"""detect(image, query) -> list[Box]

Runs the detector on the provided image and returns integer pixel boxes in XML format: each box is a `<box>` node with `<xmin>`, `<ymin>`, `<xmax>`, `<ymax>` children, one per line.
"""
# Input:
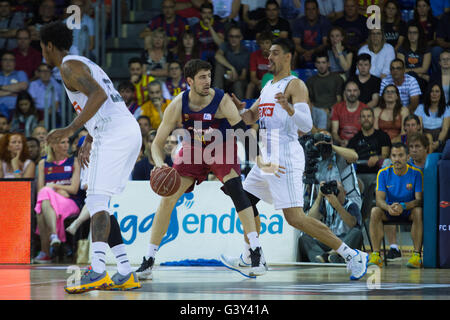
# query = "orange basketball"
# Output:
<box><xmin>150</xmin><ymin>167</ymin><xmax>181</xmax><ymax>197</ymax></box>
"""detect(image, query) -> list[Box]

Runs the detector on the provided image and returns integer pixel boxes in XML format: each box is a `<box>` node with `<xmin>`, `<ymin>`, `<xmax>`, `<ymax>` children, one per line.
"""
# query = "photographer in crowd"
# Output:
<box><xmin>302</xmin><ymin>130</ymin><xmax>362</xmax><ymax>211</ymax></box>
<box><xmin>299</xmin><ymin>181</ymin><xmax>362</xmax><ymax>263</ymax></box>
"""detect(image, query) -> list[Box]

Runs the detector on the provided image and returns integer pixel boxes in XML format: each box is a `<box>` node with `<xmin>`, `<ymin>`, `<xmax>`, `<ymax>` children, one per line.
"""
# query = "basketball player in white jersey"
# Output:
<box><xmin>220</xmin><ymin>38</ymin><xmax>369</xmax><ymax>280</ymax></box>
<box><xmin>41</xmin><ymin>22</ymin><xmax>141</xmax><ymax>293</ymax></box>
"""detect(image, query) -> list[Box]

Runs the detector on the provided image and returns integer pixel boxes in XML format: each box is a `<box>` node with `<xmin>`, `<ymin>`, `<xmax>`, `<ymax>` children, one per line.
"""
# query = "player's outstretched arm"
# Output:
<box><xmin>47</xmin><ymin>60</ymin><xmax>107</xmax><ymax>144</ymax></box>
<box><xmin>230</xmin><ymin>93</ymin><xmax>260</xmax><ymax>125</ymax></box>
<box><xmin>151</xmin><ymin>97</ymin><xmax>182</xmax><ymax>168</ymax></box>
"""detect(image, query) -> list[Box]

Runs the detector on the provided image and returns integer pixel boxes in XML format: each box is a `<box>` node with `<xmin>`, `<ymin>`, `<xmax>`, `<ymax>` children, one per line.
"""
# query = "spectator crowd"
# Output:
<box><xmin>1</xmin><ymin>0</ymin><xmax>449</xmax><ymax>268</ymax></box>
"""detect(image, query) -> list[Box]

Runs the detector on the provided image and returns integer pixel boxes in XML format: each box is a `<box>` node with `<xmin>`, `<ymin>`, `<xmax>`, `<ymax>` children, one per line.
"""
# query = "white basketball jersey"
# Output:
<box><xmin>258</xmin><ymin>75</ymin><xmax>301</xmax><ymax>149</ymax></box>
<box><xmin>61</xmin><ymin>55</ymin><xmax>133</xmax><ymax>135</ymax></box>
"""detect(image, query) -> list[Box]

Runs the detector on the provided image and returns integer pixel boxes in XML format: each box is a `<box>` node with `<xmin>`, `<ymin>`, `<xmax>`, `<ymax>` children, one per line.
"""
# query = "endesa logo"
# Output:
<box><xmin>112</xmin><ymin>193</ymin><xmax>284</xmax><ymax>246</ymax></box>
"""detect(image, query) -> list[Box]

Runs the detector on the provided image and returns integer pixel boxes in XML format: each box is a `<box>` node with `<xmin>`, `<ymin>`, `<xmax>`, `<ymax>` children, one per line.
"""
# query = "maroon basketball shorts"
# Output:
<box><xmin>172</xmin><ymin>140</ymin><xmax>241</xmax><ymax>193</ymax></box>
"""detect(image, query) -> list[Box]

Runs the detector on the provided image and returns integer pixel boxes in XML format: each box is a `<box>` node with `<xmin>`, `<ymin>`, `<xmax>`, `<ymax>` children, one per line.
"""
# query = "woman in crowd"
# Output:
<box><xmin>141</xmin><ymin>27</ymin><xmax>169</xmax><ymax>79</ymax></box>
<box><xmin>173</xmin><ymin>29</ymin><xmax>201</xmax><ymax>69</ymax></box>
<box><xmin>327</xmin><ymin>26</ymin><xmax>354</xmax><ymax>76</ymax></box>
<box><xmin>413</xmin><ymin>0</ymin><xmax>438</xmax><ymax>47</ymax></box>
<box><xmin>33</xmin><ymin>133</ymin><xmax>80</xmax><ymax>263</ymax></box>
<box><xmin>381</xmin><ymin>0</ymin><xmax>406</xmax><ymax>51</ymax></box>
<box><xmin>358</xmin><ymin>28</ymin><xmax>396</xmax><ymax>79</ymax></box>
<box><xmin>414</xmin><ymin>82</ymin><xmax>450</xmax><ymax>152</ymax></box>
<box><xmin>0</xmin><ymin>132</ymin><xmax>35</xmax><ymax>178</ymax></box>
<box><xmin>9</xmin><ymin>91</ymin><xmax>39</xmax><ymax>138</ymax></box>
<box><xmin>397</xmin><ymin>21</ymin><xmax>431</xmax><ymax>93</ymax></box>
<box><xmin>374</xmin><ymin>84</ymin><xmax>410</xmax><ymax>142</ymax></box>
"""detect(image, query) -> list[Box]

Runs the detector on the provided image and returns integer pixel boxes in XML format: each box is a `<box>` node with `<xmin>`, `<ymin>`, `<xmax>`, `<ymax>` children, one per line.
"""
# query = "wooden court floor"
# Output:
<box><xmin>1</xmin><ymin>259</ymin><xmax>450</xmax><ymax>300</ymax></box>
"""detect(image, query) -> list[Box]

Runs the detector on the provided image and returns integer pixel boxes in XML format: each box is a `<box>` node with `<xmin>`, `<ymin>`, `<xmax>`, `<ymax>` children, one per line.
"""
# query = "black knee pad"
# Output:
<box><xmin>245</xmin><ymin>191</ymin><xmax>260</xmax><ymax>217</ymax></box>
<box><xmin>108</xmin><ymin>215</ymin><xmax>124</xmax><ymax>248</ymax></box>
<box><xmin>223</xmin><ymin>177</ymin><xmax>252</xmax><ymax>212</ymax></box>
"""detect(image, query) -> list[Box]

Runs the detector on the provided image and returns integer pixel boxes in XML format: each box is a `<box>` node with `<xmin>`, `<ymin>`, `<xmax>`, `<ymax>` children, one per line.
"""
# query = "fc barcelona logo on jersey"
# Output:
<box><xmin>406</xmin><ymin>183</ymin><xmax>413</xmax><ymax>190</ymax></box>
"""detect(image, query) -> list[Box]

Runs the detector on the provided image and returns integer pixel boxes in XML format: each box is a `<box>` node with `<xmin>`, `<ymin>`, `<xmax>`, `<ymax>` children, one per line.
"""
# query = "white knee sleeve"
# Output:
<box><xmin>85</xmin><ymin>194</ymin><xmax>111</xmax><ymax>217</ymax></box>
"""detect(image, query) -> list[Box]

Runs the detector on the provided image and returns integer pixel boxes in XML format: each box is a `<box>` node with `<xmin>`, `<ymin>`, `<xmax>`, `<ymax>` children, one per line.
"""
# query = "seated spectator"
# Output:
<box><xmin>137</xmin><ymin>115</ymin><xmax>151</xmax><ymax>140</ymax></box>
<box><xmin>432</xmin><ymin>10</ymin><xmax>450</xmax><ymax>74</ymax></box>
<box><xmin>326</xmin><ymin>26</ymin><xmax>354</xmax><ymax>75</ymax></box>
<box><xmin>292</xmin><ymin>0</ymin><xmax>331</xmax><ymax>67</ymax></box>
<box><xmin>65</xmin><ymin>0</ymin><xmax>95</xmax><ymax>59</ymax></box>
<box><xmin>408</xmin><ymin>132</ymin><xmax>430</xmax><ymax>169</ymax></box>
<box><xmin>173</xmin><ymin>29</ymin><xmax>201</xmax><ymax>70</ymax></box>
<box><xmin>175</xmin><ymin>0</ymin><xmax>202</xmax><ymax>24</ymax></box>
<box><xmin>27</xmin><ymin>0</ymin><xmax>59</xmax><ymax>51</ymax></box>
<box><xmin>317</xmin><ymin>0</ymin><xmax>344</xmax><ymax>22</ymax></box>
<box><xmin>357</xmin><ymin>28</ymin><xmax>396</xmax><ymax>79</ymax></box>
<box><xmin>299</xmin><ymin>181</ymin><xmax>362</xmax><ymax>263</ymax></box>
<box><xmin>0</xmin><ymin>0</ymin><xmax>25</xmax><ymax>51</ymax></box>
<box><xmin>430</xmin><ymin>49</ymin><xmax>450</xmax><ymax>104</ymax></box>
<box><xmin>26</xmin><ymin>137</ymin><xmax>41</xmax><ymax>178</ymax></box>
<box><xmin>381</xmin><ymin>0</ymin><xmax>406</xmax><ymax>51</ymax></box>
<box><xmin>214</xmin><ymin>25</ymin><xmax>250</xmax><ymax>99</ymax></box>
<box><xmin>0</xmin><ymin>132</ymin><xmax>35</xmax><ymax>178</ymax></box>
<box><xmin>191</xmin><ymin>2</ymin><xmax>225</xmax><ymax>65</ymax></box>
<box><xmin>396</xmin><ymin>113</ymin><xmax>432</xmax><ymax>146</ymax></box>
<box><xmin>397</xmin><ymin>21</ymin><xmax>431</xmax><ymax>94</ymax></box>
<box><xmin>241</xmin><ymin>0</ymin><xmax>267</xmax><ymax>39</ymax></box>
<box><xmin>379</xmin><ymin>59</ymin><xmax>421</xmax><ymax>112</ymax></box>
<box><xmin>28</xmin><ymin>63</ymin><xmax>61</xmax><ymax>121</ymax></box>
<box><xmin>9</xmin><ymin>90</ymin><xmax>38</xmax><ymax>137</ymax></box>
<box><xmin>163</xmin><ymin>134</ymin><xmax>177</xmax><ymax>165</ymax></box>
<box><xmin>331</xmin><ymin>80</ymin><xmax>368</xmax><ymax>146</ymax></box>
<box><xmin>348</xmin><ymin>108</ymin><xmax>391</xmax><ymax>218</ymax></box>
<box><xmin>12</xmin><ymin>28</ymin><xmax>42</xmax><ymax>80</ymax></box>
<box><xmin>414</xmin><ymin>82</ymin><xmax>450</xmax><ymax>152</ymax></box>
<box><xmin>141</xmin><ymin>27</ymin><xmax>169</xmax><ymax>79</ymax></box>
<box><xmin>368</xmin><ymin>142</ymin><xmax>423</xmax><ymax>269</ymax></box>
<box><xmin>374</xmin><ymin>84</ymin><xmax>410</xmax><ymax>142</ymax></box>
<box><xmin>0</xmin><ymin>113</ymin><xmax>8</xmax><ymax>135</ymax></box>
<box><xmin>349</xmin><ymin>53</ymin><xmax>381</xmax><ymax>108</ymax></box>
<box><xmin>31</xmin><ymin>125</ymin><xmax>48</xmax><ymax>158</ymax></box>
<box><xmin>306</xmin><ymin>51</ymin><xmax>344</xmax><ymax>130</ymax></box>
<box><xmin>165</xmin><ymin>60</ymin><xmax>188</xmax><ymax>99</ymax></box>
<box><xmin>413</xmin><ymin>0</ymin><xmax>438</xmax><ymax>47</ymax></box>
<box><xmin>255</xmin><ymin>0</ymin><xmax>291</xmax><ymax>39</ymax></box>
<box><xmin>118</xmin><ymin>80</ymin><xmax>141</xmax><ymax>119</ymax></box>
<box><xmin>140</xmin><ymin>80</ymin><xmax>171</xmax><ymax>130</ymax></box>
<box><xmin>132</xmin><ymin>130</ymin><xmax>156</xmax><ymax>181</ymax></box>
<box><xmin>33</xmin><ymin>134</ymin><xmax>80</xmax><ymax>263</ymax></box>
<box><xmin>139</xmin><ymin>0</ymin><xmax>187</xmax><ymax>54</ymax></box>
<box><xmin>334</xmin><ymin>0</ymin><xmax>368</xmax><ymax>51</ymax></box>
<box><xmin>0</xmin><ymin>51</ymin><xmax>28</xmax><ymax>120</ymax></box>
<box><xmin>128</xmin><ymin>57</ymin><xmax>170</xmax><ymax>106</ymax></box>
<box><xmin>314</xmin><ymin>129</ymin><xmax>362</xmax><ymax>210</ymax></box>
<box><xmin>246</xmin><ymin>31</ymin><xmax>272</xmax><ymax>99</ymax></box>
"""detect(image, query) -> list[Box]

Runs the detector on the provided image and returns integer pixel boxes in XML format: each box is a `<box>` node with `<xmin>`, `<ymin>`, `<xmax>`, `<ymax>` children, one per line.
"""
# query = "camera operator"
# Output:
<box><xmin>299</xmin><ymin>181</ymin><xmax>362</xmax><ymax>263</ymax></box>
<box><xmin>312</xmin><ymin>130</ymin><xmax>362</xmax><ymax>210</ymax></box>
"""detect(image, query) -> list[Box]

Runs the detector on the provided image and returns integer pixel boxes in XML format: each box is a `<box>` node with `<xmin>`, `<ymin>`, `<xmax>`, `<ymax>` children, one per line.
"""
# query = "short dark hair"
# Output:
<box><xmin>40</xmin><ymin>21</ymin><xmax>73</xmax><ymax>51</ymax></box>
<box><xmin>128</xmin><ymin>57</ymin><xmax>143</xmax><ymax>66</ymax></box>
<box><xmin>391</xmin><ymin>142</ymin><xmax>408</xmax><ymax>154</ymax></box>
<box><xmin>313</xmin><ymin>50</ymin><xmax>329</xmax><ymax>62</ymax></box>
<box><xmin>403</xmin><ymin>113</ymin><xmax>421</xmax><ymax>126</ymax></box>
<box><xmin>408</xmin><ymin>132</ymin><xmax>429</xmax><ymax>149</ymax></box>
<box><xmin>390</xmin><ymin>58</ymin><xmax>405</xmax><ymax>69</ymax></box>
<box><xmin>16</xmin><ymin>28</ymin><xmax>30</xmax><ymax>38</ymax></box>
<box><xmin>137</xmin><ymin>115</ymin><xmax>151</xmax><ymax>124</ymax></box>
<box><xmin>200</xmin><ymin>2</ymin><xmax>213</xmax><ymax>11</ymax></box>
<box><xmin>304</xmin><ymin>0</ymin><xmax>319</xmax><ymax>8</ymax></box>
<box><xmin>272</xmin><ymin>37</ymin><xmax>295</xmax><ymax>56</ymax></box>
<box><xmin>360</xmin><ymin>107</ymin><xmax>374</xmax><ymax>117</ymax></box>
<box><xmin>1</xmin><ymin>51</ymin><xmax>15</xmax><ymax>59</ymax></box>
<box><xmin>266</xmin><ymin>0</ymin><xmax>280</xmax><ymax>8</ymax></box>
<box><xmin>184</xmin><ymin>59</ymin><xmax>212</xmax><ymax>80</ymax></box>
<box><xmin>118</xmin><ymin>80</ymin><xmax>135</xmax><ymax>92</ymax></box>
<box><xmin>256</xmin><ymin>31</ymin><xmax>273</xmax><ymax>43</ymax></box>
<box><xmin>356</xmin><ymin>53</ymin><xmax>371</xmax><ymax>64</ymax></box>
<box><xmin>26</xmin><ymin>136</ymin><xmax>40</xmax><ymax>147</ymax></box>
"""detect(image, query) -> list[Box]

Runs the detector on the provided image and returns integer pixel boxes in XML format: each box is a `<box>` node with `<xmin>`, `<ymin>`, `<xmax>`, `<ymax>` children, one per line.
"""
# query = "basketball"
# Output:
<box><xmin>150</xmin><ymin>166</ymin><xmax>181</xmax><ymax>197</ymax></box>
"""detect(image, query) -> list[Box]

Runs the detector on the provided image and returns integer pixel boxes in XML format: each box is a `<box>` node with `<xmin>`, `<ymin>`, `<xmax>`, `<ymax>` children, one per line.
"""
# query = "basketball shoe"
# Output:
<box><xmin>406</xmin><ymin>252</ymin><xmax>423</xmax><ymax>269</ymax></box>
<box><xmin>103</xmin><ymin>271</ymin><xmax>142</xmax><ymax>291</ymax></box>
<box><xmin>347</xmin><ymin>249</ymin><xmax>369</xmax><ymax>280</ymax></box>
<box><xmin>64</xmin><ymin>266</ymin><xmax>114</xmax><ymax>294</ymax></box>
<box><xmin>220</xmin><ymin>247</ymin><xmax>267</xmax><ymax>278</ymax></box>
<box><xmin>136</xmin><ymin>256</ymin><xmax>154</xmax><ymax>280</ymax></box>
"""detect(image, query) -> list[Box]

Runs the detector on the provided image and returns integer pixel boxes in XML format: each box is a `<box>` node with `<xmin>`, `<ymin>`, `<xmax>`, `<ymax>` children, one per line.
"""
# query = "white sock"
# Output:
<box><xmin>111</xmin><ymin>244</ymin><xmax>132</xmax><ymax>276</ymax></box>
<box><xmin>50</xmin><ymin>234</ymin><xmax>59</xmax><ymax>242</ymax></box>
<box><xmin>246</xmin><ymin>232</ymin><xmax>260</xmax><ymax>250</ymax></box>
<box><xmin>145</xmin><ymin>243</ymin><xmax>159</xmax><ymax>260</ymax></box>
<box><xmin>242</xmin><ymin>242</ymin><xmax>251</xmax><ymax>264</ymax></box>
<box><xmin>336</xmin><ymin>242</ymin><xmax>357</xmax><ymax>263</ymax></box>
<box><xmin>390</xmin><ymin>244</ymin><xmax>399</xmax><ymax>250</ymax></box>
<box><xmin>91</xmin><ymin>242</ymin><xmax>108</xmax><ymax>274</ymax></box>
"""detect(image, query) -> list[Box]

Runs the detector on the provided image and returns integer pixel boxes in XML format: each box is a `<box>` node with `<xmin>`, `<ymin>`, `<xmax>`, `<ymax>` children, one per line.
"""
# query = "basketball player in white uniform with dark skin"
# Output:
<box><xmin>220</xmin><ymin>38</ymin><xmax>369</xmax><ymax>280</ymax></box>
<box><xmin>41</xmin><ymin>22</ymin><xmax>141</xmax><ymax>293</ymax></box>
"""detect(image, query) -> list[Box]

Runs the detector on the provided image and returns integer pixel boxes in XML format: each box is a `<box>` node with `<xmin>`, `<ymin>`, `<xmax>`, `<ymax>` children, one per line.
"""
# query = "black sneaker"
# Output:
<box><xmin>386</xmin><ymin>247</ymin><xmax>402</xmax><ymax>261</ymax></box>
<box><xmin>136</xmin><ymin>256</ymin><xmax>154</xmax><ymax>280</ymax></box>
<box><xmin>248</xmin><ymin>247</ymin><xmax>266</xmax><ymax>277</ymax></box>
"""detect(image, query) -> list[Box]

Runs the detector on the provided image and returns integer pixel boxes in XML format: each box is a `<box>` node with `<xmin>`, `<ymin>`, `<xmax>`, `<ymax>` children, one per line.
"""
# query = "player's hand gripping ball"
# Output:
<box><xmin>150</xmin><ymin>167</ymin><xmax>181</xmax><ymax>197</ymax></box>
